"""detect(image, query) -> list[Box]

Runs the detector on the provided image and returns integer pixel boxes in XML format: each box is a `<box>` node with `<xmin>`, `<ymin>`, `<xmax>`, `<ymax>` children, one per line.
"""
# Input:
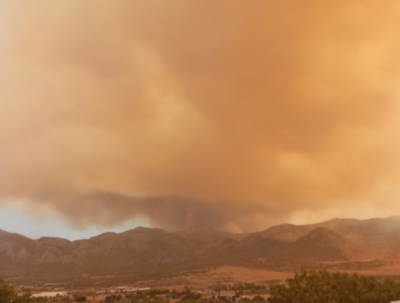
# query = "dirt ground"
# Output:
<box><xmin>90</xmin><ymin>265</ymin><xmax>400</xmax><ymax>292</ymax></box>
<box><xmin>132</xmin><ymin>266</ymin><xmax>294</xmax><ymax>291</ymax></box>
<box><xmin>79</xmin><ymin>266</ymin><xmax>290</xmax><ymax>302</ymax></box>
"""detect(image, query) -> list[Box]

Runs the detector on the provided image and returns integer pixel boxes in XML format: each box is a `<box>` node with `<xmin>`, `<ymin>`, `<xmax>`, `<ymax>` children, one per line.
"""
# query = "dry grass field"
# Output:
<box><xmin>136</xmin><ymin>264</ymin><xmax>400</xmax><ymax>291</ymax></box>
<box><xmin>132</xmin><ymin>266</ymin><xmax>294</xmax><ymax>291</ymax></box>
<box><xmin>89</xmin><ymin>264</ymin><xmax>400</xmax><ymax>292</ymax></box>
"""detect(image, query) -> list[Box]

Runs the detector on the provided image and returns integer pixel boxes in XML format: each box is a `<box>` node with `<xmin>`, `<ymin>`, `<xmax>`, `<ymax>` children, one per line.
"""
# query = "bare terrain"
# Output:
<box><xmin>130</xmin><ymin>266</ymin><xmax>294</xmax><ymax>290</ymax></box>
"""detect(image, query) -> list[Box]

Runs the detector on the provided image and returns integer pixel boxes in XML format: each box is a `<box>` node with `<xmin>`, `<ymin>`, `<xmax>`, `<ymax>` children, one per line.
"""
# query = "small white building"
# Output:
<box><xmin>31</xmin><ymin>291</ymin><xmax>67</xmax><ymax>298</ymax></box>
<box><xmin>96</xmin><ymin>290</ymin><xmax>107</xmax><ymax>294</ymax></box>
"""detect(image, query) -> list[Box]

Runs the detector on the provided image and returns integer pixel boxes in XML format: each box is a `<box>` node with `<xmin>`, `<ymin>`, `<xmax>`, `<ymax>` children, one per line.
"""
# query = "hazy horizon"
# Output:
<box><xmin>1</xmin><ymin>208</ymin><xmax>399</xmax><ymax>241</ymax></box>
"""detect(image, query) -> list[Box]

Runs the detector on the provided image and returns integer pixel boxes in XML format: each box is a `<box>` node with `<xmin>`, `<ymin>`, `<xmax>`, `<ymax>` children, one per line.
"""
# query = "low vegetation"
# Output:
<box><xmin>210</xmin><ymin>283</ymin><xmax>268</xmax><ymax>296</ymax></box>
<box><xmin>268</xmin><ymin>269</ymin><xmax>400</xmax><ymax>303</ymax></box>
<box><xmin>0</xmin><ymin>279</ymin><xmax>30</xmax><ymax>303</ymax></box>
<box><xmin>210</xmin><ymin>283</ymin><xmax>267</xmax><ymax>292</ymax></box>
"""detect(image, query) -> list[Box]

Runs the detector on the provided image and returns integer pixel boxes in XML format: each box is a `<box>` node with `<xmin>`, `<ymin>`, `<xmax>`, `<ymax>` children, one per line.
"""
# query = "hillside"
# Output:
<box><xmin>1</xmin><ymin>216</ymin><xmax>400</xmax><ymax>282</ymax></box>
<box><xmin>283</xmin><ymin>227</ymin><xmax>370</xmax><ymax>261</ymax></box>
<box><xmin>175</xmin><ymin>228</ymin><xmax>248</xmax><ymax>246</ymax></box>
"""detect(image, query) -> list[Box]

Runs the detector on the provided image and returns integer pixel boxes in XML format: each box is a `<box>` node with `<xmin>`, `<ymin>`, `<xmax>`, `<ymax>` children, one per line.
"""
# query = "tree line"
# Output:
<box><xmin>268</xmin><ymin>269</ymin><xmax>400</xmax><ymax>303</ymax></box>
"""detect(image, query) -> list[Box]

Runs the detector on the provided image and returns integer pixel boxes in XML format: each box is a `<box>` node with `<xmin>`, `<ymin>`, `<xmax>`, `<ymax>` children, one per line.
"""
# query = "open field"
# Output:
<box><xmin>24</xmin><ymin>264</ymin><xmax>400</xmax><ymax>303</ymax></box>
<box><xmin>134</xmin><ymin>264</ymin><xmax>400</xmax><ymax>290</ymax></box>
<box><xmin>131</xmin><ymin>266</ymin><xmax>294</xmax><ymax>291</ymax></box>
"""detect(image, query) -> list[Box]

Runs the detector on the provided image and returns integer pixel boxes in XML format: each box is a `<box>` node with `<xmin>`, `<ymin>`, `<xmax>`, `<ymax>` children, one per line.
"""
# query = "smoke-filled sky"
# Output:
<box><xmin>1</xmin><ymin>0</ymin><xmax>400</xmax><ymax>239</ymax></box>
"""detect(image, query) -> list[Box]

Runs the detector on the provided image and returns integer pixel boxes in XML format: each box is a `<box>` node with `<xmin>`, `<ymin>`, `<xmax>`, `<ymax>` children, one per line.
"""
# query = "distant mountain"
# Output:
<box><xmin>257</xmin><ymin>216</ymin><xmax>400</xmax><ymax>241</ymax></box>
<box><xmin>256</xmin><ymin>216</ymin><xmax>400</xmax><ymax>257</ymax></box>
<box><xmin>0</xmin><ymin>229</ymin><xmax>9</xmax><ymax>236</ymax></box>
<box><xmin>175</xmin><ymin>228</ymin><xmax>248</xmax><ymax>246</ymax></box>
<box><xmin>1</xmin><ymin>216</ymin><xmax>400</xmax><ymax>282</ymax></box>
<box><xmin>0</xmin><ymin>227</ymin><xmax>209</xmax><ymax>280</ymax></box>
<box><xmin>283</xmin><ymin>227</ymin><xmax>370</xmax><ymax>261</ymax></box>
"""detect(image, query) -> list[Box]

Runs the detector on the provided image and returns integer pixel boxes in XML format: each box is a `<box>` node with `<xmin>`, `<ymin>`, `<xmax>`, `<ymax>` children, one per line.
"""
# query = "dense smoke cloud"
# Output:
<box><xmin>1</xmin><ymin>0</ymin><xmax>400</xmax><ymax>232</ymax></box>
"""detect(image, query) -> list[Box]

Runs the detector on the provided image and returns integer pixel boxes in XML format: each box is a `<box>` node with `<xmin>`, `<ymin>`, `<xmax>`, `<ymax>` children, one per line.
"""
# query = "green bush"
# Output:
<box><xmin>0</xmin><ymin>279</ymin><xmax>26</xmax><ymax>303</ymax></box>
<box><xmin>268</xmin><ymin>269</ymin><xmax>400</xmax><ymax>303</ymax></box>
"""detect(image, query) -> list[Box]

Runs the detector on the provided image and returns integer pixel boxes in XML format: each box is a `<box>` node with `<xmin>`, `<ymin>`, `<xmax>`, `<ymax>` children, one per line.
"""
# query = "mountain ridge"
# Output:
<box><xmin>2</xmin><ymin>215</ymin><xmax>400</xmax><ymax>242</ymax></box>
<box><xmin>1</xmin><ymin>216</ymin><xmax>400</xmax><ymax>282</ymax></box>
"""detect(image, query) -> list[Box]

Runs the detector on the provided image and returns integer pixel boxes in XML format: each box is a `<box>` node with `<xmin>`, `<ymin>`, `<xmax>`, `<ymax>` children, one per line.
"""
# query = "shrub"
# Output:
<box><xmin>268</xmin><ymin>269</ymin><xmax>400</xmax><ymax>303</ymax></box>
